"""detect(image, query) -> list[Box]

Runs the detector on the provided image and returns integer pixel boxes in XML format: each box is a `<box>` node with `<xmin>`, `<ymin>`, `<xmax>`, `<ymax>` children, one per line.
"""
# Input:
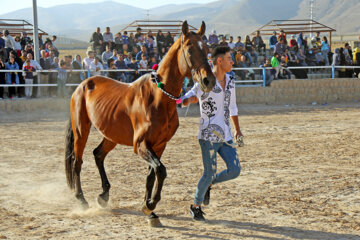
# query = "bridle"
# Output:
<box><xmin>180</xmin><ymin>33</ymin><xmax>209</xmax><ymax>82</ymax></box>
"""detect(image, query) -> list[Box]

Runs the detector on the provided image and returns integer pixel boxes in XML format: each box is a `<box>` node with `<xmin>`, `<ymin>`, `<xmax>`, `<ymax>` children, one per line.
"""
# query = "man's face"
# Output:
<box><xmin>219</xmin><ymin>52</ymin><xmax>233</xmax><ymax>72</ymax></box>
<box><xmin>117</xmin><ymin>54</ymin><xmax>123</xmax><ymax>60</ymax></box>
<box><xmin>96</xmin><ymin>28</ymin><xmax>100</xmax><ymax>33</ymax></box>
<box><xmin>27</xmin><ymin>54</ymin><xmax>33</xmax><ymax>60</ymax></box>
<box><xmin>237</xmin><ymin>37</ymin><xmax>241</xmax><ymax>42</ymax></box>
<box><xmin>229</xmin><ymin>37</ymin><xmax>233</xmax><ymax>42</ymax></box>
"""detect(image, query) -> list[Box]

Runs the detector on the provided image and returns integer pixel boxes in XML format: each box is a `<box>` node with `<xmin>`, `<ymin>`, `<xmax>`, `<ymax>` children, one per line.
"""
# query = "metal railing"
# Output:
<box><xmin>0</xmin><ymin>66</ymin><xmax>359</xmax><ymax>90</ymax></box>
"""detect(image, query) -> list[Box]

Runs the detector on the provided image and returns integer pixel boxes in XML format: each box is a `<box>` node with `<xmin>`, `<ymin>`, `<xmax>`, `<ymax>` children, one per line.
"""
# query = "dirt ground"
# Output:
<box><xmin>0</xmin><ymin>103</ymin><xmax>359</xmax><ymax>239</ymax></box>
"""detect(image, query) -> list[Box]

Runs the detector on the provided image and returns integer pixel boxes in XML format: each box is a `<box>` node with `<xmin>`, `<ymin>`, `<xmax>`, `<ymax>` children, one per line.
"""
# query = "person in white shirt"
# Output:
<box><xmin>103</xmin><ymin>27</ymin><xmax>114</xmax><ymax>50</ymax></box>
<box><xmin>227</xmin><ymin>36</ymin><xmax>235</xmax><ymax>49</ymax></box>
<box><xmin>89</xmin><ymin>57</ymin><xmax>103</xmax><ymax>76</ymax></box>
<box><xmin>181</xmin><ymin>46</ymin><xmax>243</xmax><ymax>221</ymax></box>
<box><xmin>82</xmin><ymin>50</ymin><xmax>95</xmax><ymax>70</ymax></box>
<box><xmin>22</xmin><ymin>53</ymin><xmax>42</xmax><ymax>98</ymax></box>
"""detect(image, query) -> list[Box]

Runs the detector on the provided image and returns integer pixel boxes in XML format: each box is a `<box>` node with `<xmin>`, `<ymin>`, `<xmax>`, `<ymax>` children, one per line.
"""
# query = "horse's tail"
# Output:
<box><xmin>65</xmin><ymin>118</ymin><xmax>75</xmax><ymax>190</ymax></box>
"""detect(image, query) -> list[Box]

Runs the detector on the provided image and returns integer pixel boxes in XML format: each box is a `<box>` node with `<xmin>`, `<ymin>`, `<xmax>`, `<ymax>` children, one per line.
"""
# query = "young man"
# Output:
<box><xmin>180</xmin><ymin>46</ymin><xmax>243</xmax><ymax>221</ymax></box>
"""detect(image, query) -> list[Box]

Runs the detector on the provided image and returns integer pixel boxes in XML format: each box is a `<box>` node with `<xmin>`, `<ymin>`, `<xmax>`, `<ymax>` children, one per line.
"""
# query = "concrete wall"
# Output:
<box><xmin>237</xmin><ymin>78</ymin><xmax>360</xmax><ymax>104</ymax></box>
<box><xmin>0</xmin><ymin>78</ymin><xmax>359</xmax><ymax>112</ymax></box>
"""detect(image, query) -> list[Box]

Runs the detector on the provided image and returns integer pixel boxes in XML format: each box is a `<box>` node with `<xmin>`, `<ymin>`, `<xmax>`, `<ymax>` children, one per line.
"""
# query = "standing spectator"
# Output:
<box><xmin>139</xmin><ymin>54</ymin><xmax>148</xmax><ymax>71</ymax></box>
<box><xmin>5</xmin><ymin>56</ymin><xmax>19</xmax><ymax>99</ymax></box>
<box><xmin>114</xmin><ymin>32</ymin><xmax>122</xmax><ymax>51</ymax></box>
<box><xmin>269</xmin><ymin>31</ymin><xmax>278</xmax><ymax>52</ymax></box>
<box><xmin>49</xmin><ymin>57</ymin><xmax>59</xmax><ymax>97</ymax></box>
<box><xmin>297</xmin><ymin>32</ymin><xmax>305</xmax><ymax>54</ymax></box>
<box><xmin>107</xmin><ymin>58</ymin><xmax>118</xmax><ymax>79</ymax></box>
<box><xmin>23</xmin><ymin>53</ymin><xmax>42</xmax><ymax>98</ymax></box>
<box><xmin>260</xmin><ymin>59</ymin><xmax>275</xmax><ymax>86</ymax></box>
<box><xmin>57</xmin><ymin>60</ymin><xmax>68</xmax><ymax>98</ymax></box>
<box><xmin>13</xmin><ymin>36</ymin><xmax>22</xmax><ymax>56</ymax></box>
<box><xmin>245</xmin><ymin>35</ymin><xmax>258</xmax><ymax>65</ymax></box>
<box><xmin>82</xmin><ymin>50</ymin><xmax>95</xmax><ymax>70</ymax></box>
<box><xmin>72</xmin><ymin>54</ymin><xmax>84</xmax><ymax>81</ymax></box>
<box><xmin>22</xmin><ymin>59</ymin><xmax>36</xmax><ymax>98</ymax></box>
<box><xmin>208</xmin><ymin>30</ymin><xmax>219</xmax><ymax>47</ymax></box>
<box><xmin>271</xmin><ymin>52</ymin><xmax>280</xmax><ymax>79</ymax></box>
<box><xmin>320</xmin><ymin>36</ymin><xmax>330</xmax><ymax>66</ymax></box>
<box><xmin>128</xmin><ymin>32</ymin><xmax>136</xmax><ymax>51</ymax></box>
<box><xmin>20</xmin><ymin>32</ymin><xmax>31</xmax><ymax>50</ymax></box>
<box><xmin>3</xmin><ymin>30</ymin><xmax>16</xmax><ymax>58</ymax></box>
<box><xmin>252</xmin><ymin>31</ymin><xmax>266</xmax><ymax>55</ymax></box>
<box><xmin>0</xmin><ymin>58</ymin><xmax>5</xmax><ymax>99</ymax></box>
<box><xmin>227</xmin><ymin>36</ymin><xmax>235</xmax><ymax>49</ymax></box>
<box><xmin>13</xmin><ymin>51</ymin><xmax>25</xmax><ymax>97</ymax></box>
<box><xmin>164</xmin><ymin>32</ymin><xmax>174</xmax><ymax>49</ymax></box>
<box><xmin>156</xmin><ymin>30</ymin><xmax>165</xmax><ymax>52</ymax></box>
<box><xmin>89</xmin><ymin>57</ymin><xmax>103</xmax><ymax>76</ymax></box>
<box><xmin>134</xmin><ymin>27</ymin><xmax>142</xmax><ymax>41</ymax></box>
<box><xmin>147</xmin><ymin>56</ymin><xmax>157</xmax><ymax>69</ymax></box>
<box><xmin>90</xmin><ymin>27</ymin><xmax>103</xmax><ymax>56</ymax></box>
<box><xmin>103</xmin><ymin>27</ymin><xmax>114</xmax><ymax>50</ymax></box>
<box><xmin>122</xmin><ymin>31</ymin><xmax>130</xmax><ymax>46</ymax></box>
<box><xmin>0</xmin><ymin>32</ymin><xmax>7</xmax><ymax>61</ymax></box>
<box><xmin>102</xmin><ymin>45</ymin><xmax>113</xmax><ymax>68</ymax></box>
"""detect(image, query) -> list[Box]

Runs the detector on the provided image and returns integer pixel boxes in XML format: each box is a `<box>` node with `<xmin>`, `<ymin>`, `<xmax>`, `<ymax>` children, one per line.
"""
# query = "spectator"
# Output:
<box><xmin>13</xmin><ymin>36</ymin><xmax>22</xmax><ymax>55</ymax></box>
<box><xmin>50</xmin><ymin>35</ymin><xmax>59</xmax><ymax>57</ymax></box>
<box><xmin>148</xmin><ymin>56</ymin><xmax>157</xmax><ymax>69</ymax></box>
<box><xmin>23</xmin><ymin>53</ymin><xmax>42</xmax><ymax>98</ymax></box>
<box><xmin>219</xmin><ymin>37</ymin><xmax>228</xmax><ymax>46</ymax></box>
<box><xmin>103</xmin><ymin>27</ymin><xmax>114</xmax><ymax>50</ymax></box>
<box><xmin>158</xmin><ymin>47</ymin><xmax>166</xmax><ymax>61</ymax></box>
<box><xmin>72</xmin><ymin>54</ymin><xmax>84</xmax><ymax>81</ymax></box>
<box><xmin>123</xmin><ymin>52</ymin><xmax>131</xmax><ymax>66</ymax></box>
<box><xmin>0</xmin><ymin>58</ymin><xmax>5</xmax><ymax>99</ymax></box>
<box><xmin>122</xmin><ymin>44</ymin><xmax>129</xmax><ymax>56</ymax></box>
<box><xmin>0</xmin><ymin>32</ymin><xmax>7</xmax><ymax>61</ymax></box>
<box><xmin>57</xmin><ymin>60</ymin><xmax>67</xmax><ymax>98</ymax></box>
<box><xmin>20</xmin><ymin>32</ymin><xmax>31</xmax><ymax>50</ymax></box>
<box><xmin>297</xmin><ymin>32</ymin><xmax>305</xmax><ymax>54</ymax></box>
<box><xmin>227</xmin><ymin>36</ymin><xmax>235</xmax><ymax>49</ymax></box>
<box><xmin>164</xmin><ymin>32</ymin><xmax>174</xmax><ymax>49</ymax></box>
<box><xmin>89</xmin><ymin>56</ymin><xmax>103</xmax><ymax>76</ymax></box>
<box><xmin>245</xmin><ymin>35</ymin><xmax>258</xmax><ymax>65</ymax></box>
<box><xmin>107</xmin><ymin>58</ymin><xmax>118</xmax><ymax>79</ymax></box>
<box><xmin>114</xmin><ymin>32</ymin><xmax>122</xmax><ymax>51</ymax></box>
<box><xmin>83</xmin><ymin>50</ymin><xmax>95</xmax><ymax>70</ymax></box>
<box><xmin>139</xmin><ymin>54</ymin><xmax>148</xmax><ymax>71</ymax></box>
<box><xmin>114</xmin><ymin>53</ymin><xmax>128</xmax><ymax>82</ymax></box>
<box><xmin>260</xmin><ymin>59</ymin><xmax>275</xmax><ymax>86</ymax></box>
<box><xmin>201</xmin><ymin>34</ymin><xmax>208</xmax><ymax>45</ymax></box>
<box><xmin>122</xmin><ymin>31</ymin><xmax>130</xmax><ymax>46</ymax></box>
<box><xmin>102</xmin><ymin>45</ymin><xmax>113</xmax><ymax>68</ymax></box>
<box><xmin>5</xmin><ymin>55</ymin><xmax>19</xmax><ymax>99</ymax></box>
<box><xmin>274</xmin><ymin>37</ymin><xmax>287</xmax><ymax>56</ymax></box>
<box><xmin>156</xmin><ymin>30</ymin><xmax>165</xmax><ymax>52</ymax></box>
<box><xmin>269</xmin><ymin>31</ymin><xmax>278</xmax><ymax>52</ymax></box>
<box><xmin>110</xmin><ymin>49</ymin><xmax>118</xmax><ymax>61</ymax></box>
<box><xmin>289</xmin><ymin>35</ymin><xmax>297</xmax><ymax>49</ymax></box>
<box><xmin>126</xmin><ymin>57</ymin><xmax>139</xmax><ymax>82</ymax></box>
<box><xmin>271</xmin><ymin>52</ymin><xmax>280</xmax><ymax>79</ymax></box>
<box><xmin>234</xmin><ymin>36</ymin><xmax>243</xmax><ymax>50</ymax></box>
<box><xmin>252</xmin><ymin>31</ymin><xmax>266</xmax><ymax>55</ymax></box>
<box><xmin>3</xmin><ymin>30</ymin><xmax>16</xmax><ymax>58</ymax></box>
<box><xmin>136</xmin><ymin>45</ymin><xmax>148</xmax><ymax>61</ymax></box>
<box><xmin>134</xmin><ymin>27</ymin><xmax>142</xmax><ymax>41</ymax></box>
<box><xmin>208</xmin><ymin>30</ymin><xmax>219</xmax><ymax>47</ymax></box>
<box><xmin>90</xmin><ymin>27</ymin><xmax>103</xmax><ymax>56</ymax></box>
<box><xmin>280</xmin><ymin>55</ymin><xmax>291</xmax><ymax>79</ymax></box>
<box><xmin>128</xmin><ymin>32</ymin><xmax>136</xmax><ymax>51</ymax></box>
<box><xmin>320</xmin><ymin>36</ymin><xmax>330</xmax><ymax>66</ymax></box>
<box><xmin>49</xmin><ymin>57</ymin><xmax>59</xmax><ymax>96</ymax></box>
<box><xmin>278</xmin><ymin>30</ymin><xmax>287</xmax><ymax>44</ymax></box>
<box><xmin>19</xmin><ymin>50</ymin><xmax>27</xmax><ymax>62</ymax></box>
<box><xmin>22</xmin><ymin>59</ymin><xmax>36</xmax><ymax>98</ymax></box>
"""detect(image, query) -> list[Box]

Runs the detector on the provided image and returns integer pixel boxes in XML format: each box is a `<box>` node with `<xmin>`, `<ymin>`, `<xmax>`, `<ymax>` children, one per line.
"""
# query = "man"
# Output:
<box><xmin>252</xmin><ymin>31</ymin><xmax>266</xmax><ymax>55</ymax></box>
<box><xmin>0</xmin><ymin>32</ymin><xmax>7</xmax><ymax>61</ymax></box>
<box><xmin>180</xmin><ymin>46</ymin><xmax>242</xmax><ymax>221</ymax></box>
<box><xmin>227</xmin><ymin>36</ymin><xmax>235</xmax><ymax>49</ymax></box>
<box><xmin>90</xmin><ymin>27</ymin><xmax>103</xmax><ymax>55</ymax></box>
<box><xmin>136</xmin><ymin>45</ymin><xmax>148</xmax><ymax>61</ymax></box>
<box><xmin>103</xmin><ymin>27</ymin><xmax>114</xmax><ymax>49</ymax></box>
<box><xmin>269</xmin><ymin>31</ymin><xmax>278</xmax><ymax>51</ymax></box>
<box><xmin>208</xmin><ymin>30</ymin><xmax>219</xmax><ymax>47</ymax></box>
<box><xmin>22</xmin><ymin>53</ymin><xmax>42</xmax><ymax>98</ymax></box>
<box><xmin>3</xmin><ymin>30</ymin><xmax>16</xmax><ymax>58</ymax></box>
<box><xmin>102</xmin><ymin>45</ymin><xmax>113</xmax><ymax>68</ymax></box>
<box><xmin>274</xmin><ymin>37</ymin><xmax>286</xmax><ymax>56</ymax></box>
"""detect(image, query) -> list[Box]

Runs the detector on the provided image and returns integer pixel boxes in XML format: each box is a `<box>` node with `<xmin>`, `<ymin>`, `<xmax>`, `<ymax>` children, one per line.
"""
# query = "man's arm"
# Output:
<box><xmin>230</xmin><ymin>115</ymin><xmax>243</xmax><ymax>139</ymax></box>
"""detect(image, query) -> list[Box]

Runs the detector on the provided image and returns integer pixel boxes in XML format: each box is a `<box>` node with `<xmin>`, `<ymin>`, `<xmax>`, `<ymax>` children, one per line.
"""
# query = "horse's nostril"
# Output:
<box><xmin>203</xmin><ymin>77</ymin><xmax>209</xmax><ymax>86</ymax></box>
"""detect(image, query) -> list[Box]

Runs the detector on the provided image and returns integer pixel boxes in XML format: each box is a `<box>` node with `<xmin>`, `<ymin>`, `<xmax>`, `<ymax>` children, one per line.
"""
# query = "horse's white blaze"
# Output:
<box><xmin>198</xmin><ymin>41</ymin><xmax>203</xmax><ymax>50</ymax></box>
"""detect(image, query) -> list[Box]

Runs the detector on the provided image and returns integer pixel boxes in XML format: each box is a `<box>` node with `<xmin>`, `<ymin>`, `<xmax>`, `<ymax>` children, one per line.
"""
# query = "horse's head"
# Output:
<box><xmin>179</xmin><ymin>21</ymin><xmax>216</xmax><ymax>92</ymax></box>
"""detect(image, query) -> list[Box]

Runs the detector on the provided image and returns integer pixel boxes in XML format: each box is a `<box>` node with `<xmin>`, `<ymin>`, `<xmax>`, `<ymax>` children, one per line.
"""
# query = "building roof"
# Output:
<box><xmin>0</xmin><ymin>19</ymin><xmax>48</xmax><ymax>36</ymax></box>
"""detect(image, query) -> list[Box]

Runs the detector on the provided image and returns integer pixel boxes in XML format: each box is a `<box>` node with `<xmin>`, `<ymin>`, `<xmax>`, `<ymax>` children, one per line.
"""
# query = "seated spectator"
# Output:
<box><xmin>269</xmin><ymin>31</ymin><xmax>278</xmax><ymax>52</ymax></box>
<box><xmin>14</xmin><ymin>36</ymin><xmax>22</xmax><ymax>56</ymax></box>
<box><xmin>122</xmin><ymin>31</ymin><xmax>130</xmax><ymax>46</ymax></box>
<box><xmin>289</xmin><ymin>35</ymin><xmax>297</xmax><ymax>49</ymax></box>
<box><xmin>279</xmin><ymin>55</ymin><xmax>291</xmax><ymax>79</ymax></box>
<box><xmin>103</xmin><ymin>27</ymin><xmax>114</xmax><ymax>50</ymax></box>
<box><xmin>127</xmin><ymin>57</ymin><xmax>139</xmax><ymax>82</ymax></box>
<box><xmin>260</xmin><ymin>59</ymin><xmax>276</xmax><ymax>86</ymax></box>
<box><xmin>123</xmin><ymin>52</ymin><xmax>131</xmax><ymax>66</ymax></box>
<box><xmin>287</xmin><ymin>47</ymin><xmax>307</xmax><ymax>79</ymax></box>
<box><xmin>245</xmin><ymin>35</ymin><xmax>258</xmax><ymax>65</ymax></box>
<box><xmin>114</xmin><ymin>32</ymin><xmax>122</xmax><ymax>51</ymax></box>
<box><xmin>107</xmin><ymin>58</ymin><xmax>118</xmax><ymax>80</ymax></box>
<box><xmin>134</xmin><ymin>27</ymin><xmax>142</xmax><ymax>41</ymax></box>
<box><xmin>0</xmin><ymin>32</ymin><xmax>7</xmax><ymax>61</ymax></box>
<box><xmin>136</xmin><ymin>45</ymin><xmax>148</xmax><ymax>61</ymax></box>
<box><xmin>274</xmin><ymin>37</ymin><xmax>287</xmax><ymax>56</ymax></box>
<box><xmin>89</xmin><ymin>57</ymin><xmax>103</xmax><ymax>76</ymax></box>
<box><xmin>148</xmin><ymin>56</ymin><xmax>157</xmax><ymax>69</ymax></box>
<box><xmin>235</xmin><ymin>36</ymin><xmax>243</xmax><ymax>50</ymax></box>
<box><xmin>278</xmin><ymin>30</ymin><xmax>287</xmax><ymax>45</ymax></box>
<box><xmin>102</xmin><ymin>45</ymin><xmax>113</xmax><ymax>68</ymax></box>
<box><xmin>128</xmin><ymin>32</ymin><xmax>136</xmax><ymax>51</ymax></box>
<box><xmin>111</xmin><ymin>49</ymin><xmax>118</xmax><ymax>61</ymax></box>
<box><xmin>158</xmin><ymin>47</ymin><xmax>167</xmax><ymax>61</ymax></box>
<box><xmin>146</xmin><ymin>37</ymin><xmax>156</xmax><ymax>56</ymax></box>
<box><xmin>5</xmin><ymin>55</ymin><xmax>19</xmax><ymax>99</ymax></box>
<box><xmin>83</xmin><ymin>50</ymin><xmax>95</xmax><ymax>70</ymax></box>
<box><xmin>219</xmin><ymin>37</ymin><xmax>228</xmax><ymax>46</ymax></box>
<box><xmin>122</xmin><ymin>44</ymin><xmax>129</xmax><ymax>56</ymax></box>
<box><xmin>252</xmin><ymin>31</ymin><xmax>266</xmax><ymax>55</ymax></box>
<box><xmin>20</xmin><ymin>32</ymin><xmax>32</xmax><ymax>50</ymax></box>
<box><xmin>90</xmin><ymin>27</ymin><xmax>103</xmax><ymax>56</ymax></box>
<box><xmin>208</xmin><ymin>30</ymin><xmax>219</xmax><ymax>47</ymax></box>
<box><xmin>164</xmin><ymin>32</ymin><xmax>174</xmax><ymax>49</ymax></box>
<box><xmin>114</xmin><ymin>53</ymin><xmax>128</xmax><ymax>82</ymax></box>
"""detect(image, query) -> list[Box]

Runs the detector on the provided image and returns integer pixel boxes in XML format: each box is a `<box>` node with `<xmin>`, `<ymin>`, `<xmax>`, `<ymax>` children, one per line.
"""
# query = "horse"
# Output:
<box><xmin>64</xmin><ymin>20</ymin><xmax>216</xmax><ymax>226</ymax></box>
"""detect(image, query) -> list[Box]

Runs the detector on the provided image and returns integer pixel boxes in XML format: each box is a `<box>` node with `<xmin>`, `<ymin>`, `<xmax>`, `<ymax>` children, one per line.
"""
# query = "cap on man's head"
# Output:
<box><xmin>273</xmin><ymin>31</ymin><xmax>277</xmax><ymax>34</ymax></box>
<box><xmin>3</xmin><ymin>29</ymin><xmax>9</xmax><ymax>35</ymax></box>
<box><xmin>212</xmin><ymin>30</ymin><xmax>216</xmax><ymax>34</ymax></box>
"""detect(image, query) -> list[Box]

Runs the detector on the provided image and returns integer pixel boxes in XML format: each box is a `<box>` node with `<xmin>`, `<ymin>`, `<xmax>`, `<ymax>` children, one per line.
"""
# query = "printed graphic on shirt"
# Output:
<box><xmin>201</xmin><ymin>124</ymin><xmax>224</xmax><ymax>142</ymax></box>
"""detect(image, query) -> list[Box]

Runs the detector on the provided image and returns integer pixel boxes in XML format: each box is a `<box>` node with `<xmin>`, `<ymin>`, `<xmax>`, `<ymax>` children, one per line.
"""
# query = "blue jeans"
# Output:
<box><xmin>194</xmin><ymin>139</ymin><xmax>241</xmax><ymax>205</ymax></box>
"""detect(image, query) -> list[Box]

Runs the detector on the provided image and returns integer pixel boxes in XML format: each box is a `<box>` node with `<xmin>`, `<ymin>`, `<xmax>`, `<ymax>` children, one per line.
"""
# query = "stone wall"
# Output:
<box><xmin>237</xmin><ymin>78</ymin><xmax>360</xmax><ymax>104</ymax></box>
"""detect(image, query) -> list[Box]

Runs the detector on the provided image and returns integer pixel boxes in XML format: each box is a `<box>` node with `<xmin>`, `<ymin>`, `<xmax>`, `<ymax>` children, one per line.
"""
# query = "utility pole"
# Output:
<box><xmin>32</xmin><ymin>0</ymin><xmax>40</xmax><ymax>62</ymax></box>
<box><xmin>309</xmin><ymin>0</ymin><xmax>316</xmax><ymax>38</ymax></box>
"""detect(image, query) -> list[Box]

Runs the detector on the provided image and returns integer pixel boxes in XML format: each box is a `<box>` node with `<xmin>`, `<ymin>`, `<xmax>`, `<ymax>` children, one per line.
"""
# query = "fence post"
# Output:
<box><xmin>87</xmin><ymin>69</ymin><xmax>91</xmax><ymax>78</ymax></box>
<box><xmin>262</xmin><ymin>67</ymin><xmax>266</xmax><ymax>87</ymax></box>
<box><xmin>331</xmin><ymin>65</ymin><xmax>335</xmax><ymax>79</ymax></box>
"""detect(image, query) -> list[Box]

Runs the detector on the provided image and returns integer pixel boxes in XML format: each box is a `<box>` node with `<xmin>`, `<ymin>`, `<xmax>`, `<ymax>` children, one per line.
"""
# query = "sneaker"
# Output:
<box><xmin>190</xmin><ymin>204</ymin><xmax>206</xmax><ymax>221</ymax></box>
<box><xmin>203</xmin><ymin>186</ymin><xmax>212</xmax><ymax>206</ymax></box>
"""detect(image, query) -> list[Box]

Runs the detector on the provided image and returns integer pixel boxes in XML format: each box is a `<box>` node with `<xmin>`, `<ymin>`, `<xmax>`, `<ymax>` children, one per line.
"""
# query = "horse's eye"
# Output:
<box><xmin>188</xmin><ymin>48</ymin><xmax>192</xmax><ymax>54</ymax></box>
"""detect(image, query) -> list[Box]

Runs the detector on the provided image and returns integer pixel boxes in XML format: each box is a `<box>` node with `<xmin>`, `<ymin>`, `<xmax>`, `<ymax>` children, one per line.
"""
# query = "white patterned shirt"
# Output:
<box><xmin>181</xmin><ymin>74</ymin><xmax>238</xmax><ymax>142</ymax></box>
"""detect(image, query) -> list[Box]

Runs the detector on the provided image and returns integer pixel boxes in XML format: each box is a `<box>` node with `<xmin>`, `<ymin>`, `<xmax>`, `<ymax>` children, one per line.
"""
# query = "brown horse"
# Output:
<box><xmin>64</xmin><ymin>21</ymin><xmax>215</xmax><ymax>224</ymax></box>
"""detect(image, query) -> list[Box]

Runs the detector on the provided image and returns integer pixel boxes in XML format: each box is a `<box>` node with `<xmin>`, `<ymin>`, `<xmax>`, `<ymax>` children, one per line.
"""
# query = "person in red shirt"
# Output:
<box><xmin>22</xmin><ymin>59</ymin><xmax>36</xmax><ymax>98</ymax></box>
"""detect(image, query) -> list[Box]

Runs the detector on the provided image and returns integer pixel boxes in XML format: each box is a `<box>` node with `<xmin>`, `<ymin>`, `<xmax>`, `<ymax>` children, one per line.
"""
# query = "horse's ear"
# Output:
<box><xmin>182</xmin><ymin>20</ymin><xmax>189</xmax><ymax>37</ymax></box>
<box><xmin>196</xmin><ymin>21</ymin><xmax>206</xmax><ymax>37</ymax></box>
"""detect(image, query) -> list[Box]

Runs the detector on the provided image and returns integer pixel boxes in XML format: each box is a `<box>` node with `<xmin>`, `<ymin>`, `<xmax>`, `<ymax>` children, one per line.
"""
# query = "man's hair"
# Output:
<box><xmin>60</xmin><ymin>60</ymin><xmax>66</xmax><ymax>67</ymax></box>
<box><xmin>211</xmin><ymin>46</ymin><xmax>230</xmax><ymax>65</ymax></box>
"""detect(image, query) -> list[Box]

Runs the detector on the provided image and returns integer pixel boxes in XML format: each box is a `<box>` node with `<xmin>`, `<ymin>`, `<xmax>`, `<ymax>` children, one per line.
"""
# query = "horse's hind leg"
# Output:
<box><xmin>93</xmin><ymin>138</ymin><xmax>116</xmax><ymax>208</ymax></box>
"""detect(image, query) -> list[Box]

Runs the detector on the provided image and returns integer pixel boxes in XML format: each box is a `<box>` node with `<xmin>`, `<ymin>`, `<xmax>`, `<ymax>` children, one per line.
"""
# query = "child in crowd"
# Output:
<box><xmin>57</xmin><ymin>60</ymin><xmax>67</xmax><ymax>98</ymax></box>
<box><xmin>139</xmin><ymin>54</ymin><xmax>148</xmax><ymax>70</ymax></box>
<box><xmin>22</xmin><ymin>59</ymin><xmax>36</xmax><ymax>98</ymax></box>
<box><xmin>127</xmin><ymin>57</ymin><xmax>139</xmax><ymax>82</ymax></box>
<box><xmin>147</xmin><ymin>56</ymin><xmax>157</xmax><ymax>69</ymax></box>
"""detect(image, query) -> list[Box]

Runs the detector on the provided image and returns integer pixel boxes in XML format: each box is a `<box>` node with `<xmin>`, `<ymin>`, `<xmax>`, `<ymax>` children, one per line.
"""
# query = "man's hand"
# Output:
<box><xmin>182</xmin><ymin>96</ymin><xmax>198</xmax><ymax>107</ymax></box>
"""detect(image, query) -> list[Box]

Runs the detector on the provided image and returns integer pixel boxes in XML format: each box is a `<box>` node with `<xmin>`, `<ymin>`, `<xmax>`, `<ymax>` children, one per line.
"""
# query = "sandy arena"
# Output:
<box><xmin>0</xmin><ymin>103</ymin><xmax>359</xmax><ymax>239</ymax></box>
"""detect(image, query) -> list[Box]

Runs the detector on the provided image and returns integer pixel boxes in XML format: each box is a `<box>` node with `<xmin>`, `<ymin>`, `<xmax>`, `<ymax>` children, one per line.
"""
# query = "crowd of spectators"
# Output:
<box><xmin>1</xmin><ymin>27</ymin><xmax>360</xmax><ymax>100</ymax></box>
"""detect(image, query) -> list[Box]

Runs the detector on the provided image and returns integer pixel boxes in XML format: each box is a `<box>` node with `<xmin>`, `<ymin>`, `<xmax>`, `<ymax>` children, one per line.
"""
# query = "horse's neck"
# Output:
<box><xmin>156</xmin><ymin>42</ymin><xmax>186</xmax><ymax>99</ymax></box>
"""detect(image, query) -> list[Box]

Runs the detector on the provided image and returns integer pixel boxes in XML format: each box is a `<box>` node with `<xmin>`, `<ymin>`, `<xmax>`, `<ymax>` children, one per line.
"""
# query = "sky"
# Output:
<box><xmin>0</xmin><ymin>0</ymin><xmax>215</xmax><ymax>15</ymax></box>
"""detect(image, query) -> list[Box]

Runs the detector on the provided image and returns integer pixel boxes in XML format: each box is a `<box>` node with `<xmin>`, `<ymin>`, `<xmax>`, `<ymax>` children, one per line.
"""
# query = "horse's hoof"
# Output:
<box><xmin>148</xmin><ymin>213</ymin><xmax>162</xmax><ymax>227</ymax></box>
<box><xmin>141</xmin><ymin>202</ymin><xmax>152</xmax><ymax>216</ymax></box>
<box><xmin>97</xmin><ymin>195</ymin><xmax>108</xmax><ymax>208</ymax></box>
<box><xmin>81</xmin><ymin>201</ymin><xmax>89</xmax><ymax>210</ymax></box>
